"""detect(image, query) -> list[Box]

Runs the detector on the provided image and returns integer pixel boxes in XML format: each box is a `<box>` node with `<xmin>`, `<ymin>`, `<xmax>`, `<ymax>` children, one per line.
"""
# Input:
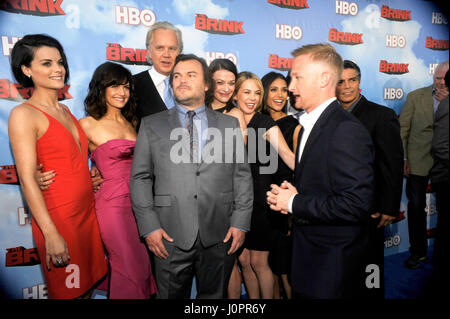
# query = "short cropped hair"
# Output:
<box><xmin>233</xmin><ymin>71</ymin><xmax>264</xmax><ymax>112</ymax></box>
<box><xmin>343</xmin><ymin>60</ymin><xmax>361</xmax><ymax>80</ymax></box>
<box><xmin>291</xmin><ymin>43</ymin><xmax>343</xmax><ymax>84</ymax></box>
<box><xmin>10</xmin><ymin>34</ymin><xmax>69</xmax><ymax>88</ymax></box>
<box><xmin>169</xmin><ymin>54</ymin><xmax>210</xmax><ymax>88</ymax></box>
<box><xmin>145</xmin><ymin>21</ymin><xmax>183</xmax><ymax>64</ymax></box>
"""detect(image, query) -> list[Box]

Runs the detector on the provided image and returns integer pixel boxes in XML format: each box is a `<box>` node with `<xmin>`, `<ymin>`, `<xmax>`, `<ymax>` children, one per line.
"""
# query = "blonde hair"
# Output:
<box><xmin>233</xmin><ymin>71</ymin><xmax>264</xmax><ymax>112</ymax></box>
<box><xmin>291</xmin><ymin>43</ymin><xmax>343</xmax><ymax>84</ymax></box>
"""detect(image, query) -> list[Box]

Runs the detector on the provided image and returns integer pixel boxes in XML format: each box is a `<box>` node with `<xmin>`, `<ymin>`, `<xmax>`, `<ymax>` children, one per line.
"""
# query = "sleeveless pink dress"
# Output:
<box><xmin>91</xmin><ymin>139</ymin><xmax>157</xmax><ymax>299</ymax></box>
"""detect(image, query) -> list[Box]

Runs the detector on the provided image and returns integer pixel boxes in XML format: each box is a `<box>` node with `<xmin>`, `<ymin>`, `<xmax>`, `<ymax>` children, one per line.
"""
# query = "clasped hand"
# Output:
<box><xmin>266</xmin><ymin>181</ymin><xmax>298</xmax><ymax>215</ymax></box>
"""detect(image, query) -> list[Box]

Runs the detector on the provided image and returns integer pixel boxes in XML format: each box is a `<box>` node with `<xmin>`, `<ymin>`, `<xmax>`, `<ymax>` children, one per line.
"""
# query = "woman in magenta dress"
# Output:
<box><xmin>79</xmin><ymin>62</ymin><xmax>157</xmax><ymax>299</ymax></box>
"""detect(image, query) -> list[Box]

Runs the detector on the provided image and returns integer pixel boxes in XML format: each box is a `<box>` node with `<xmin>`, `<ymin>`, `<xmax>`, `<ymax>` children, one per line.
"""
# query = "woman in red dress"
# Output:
<box><xmin>8</xmin><ymin>34</ymin><xmax>107</xmax><ymax>299</ymax></box>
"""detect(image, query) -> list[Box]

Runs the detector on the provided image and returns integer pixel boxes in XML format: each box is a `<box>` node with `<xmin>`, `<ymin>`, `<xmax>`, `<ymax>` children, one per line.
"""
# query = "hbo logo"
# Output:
<box><xmin>386</xmin><ymin>34</ymin><xmax>406</xmax><ymax>48</ymax></box>
<box><xmin>276</xmin><ymin>24</ymin><xmax>303</xmax><ymax>41</ymax></box>
<box><xmin>335</xmin><ymin>1</ymin><xmax>358</xmax><ymax>16</ymax></box>
<box><xmin>384</xmin><ymin>88</ymin><xmax>404</xmax><ymax>100</ymax></box>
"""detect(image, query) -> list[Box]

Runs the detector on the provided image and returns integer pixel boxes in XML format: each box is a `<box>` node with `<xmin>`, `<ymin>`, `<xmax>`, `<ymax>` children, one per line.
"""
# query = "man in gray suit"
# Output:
<box><xmin>130</xmin><ymin>54</ymin><xmax>253</xmax><ymax>299</ymax></box>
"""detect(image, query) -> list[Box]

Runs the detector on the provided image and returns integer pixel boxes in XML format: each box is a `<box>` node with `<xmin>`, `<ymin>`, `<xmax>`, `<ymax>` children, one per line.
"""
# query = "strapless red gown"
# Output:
<box><xmin>26</xmin><ymin>102</ymin><xmax>107</xmax><ymax>299</ymax></box>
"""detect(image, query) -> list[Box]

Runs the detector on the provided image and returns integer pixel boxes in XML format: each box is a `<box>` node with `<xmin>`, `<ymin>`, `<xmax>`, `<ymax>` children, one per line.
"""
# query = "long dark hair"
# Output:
<box><xmin>84</xmin><ymin>62</ymin><xmax>137</xmax><ymax>127</ymax></box>
<box><xmin>261</xmin><ymin>72</ymin><xmax>288</xmax><ymax>115</ymax></box>
<box><xmin>10</xmin><ymin>34</ymin><xmax>69</xmax><ymax>88</ymax></box>
<box><xmin>205</xmin><ymin>58</ymin><xmax>238</xmax><ymax>111</ymax></box>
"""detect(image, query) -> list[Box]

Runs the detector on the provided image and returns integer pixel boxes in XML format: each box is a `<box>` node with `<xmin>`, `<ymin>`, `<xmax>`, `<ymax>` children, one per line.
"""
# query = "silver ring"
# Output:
<box><xmin>40</xmin><ymin>177</ymin><xmax>43</xmax><ymax>183</ymax></box>
<box><xmin>56</xmin><ymin>257</ymin><xmax>63</xmax><ymax>265</ymax></box>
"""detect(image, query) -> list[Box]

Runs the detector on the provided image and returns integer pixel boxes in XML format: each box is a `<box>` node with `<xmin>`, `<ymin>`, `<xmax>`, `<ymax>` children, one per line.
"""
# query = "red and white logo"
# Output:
<box><xmin>0</xmin><ymin>0</ymin><xmax>65</xmax><ymax>16</ymax></box>
<box><xmin>106</xmin><ymin>43</ymin><xmax>149</xmax><ymax>66</ymax></box>
<box><xmin>268</xmin><ymin>0</ymin><xmax>309</xmax><ymax>10</ymax></box>
<box><xmin>425</xmin><ymin>37</ymin><xmax>449</xmax><ymax>51</ymax></box>
<box><xmin>195</xmin><ymin>14</ymin><xmax>244</xmax><ymax>35</ymax></box>
<box><xmin>268</xmin><ymin>54</ymin><xmax>293</xmax><ymax>71</ymax></box>
<box><xmin>0</xmin><ymin>79</ymin><xmax>72</xmax><ymax>101</ymax></box>
<box><xmin>379</xmin><ymin>60</ymin><xmax>409</xmax><ymax>75</ymax></box>
<box><xmin>328</xmin><ymin>28</ymin><xmax>363</xmax><ymax>45</ymax></box>
<box><xmin>381</xmin><ymin>5</ymin><xmax>411</xmax><ymax>21</ymax></box>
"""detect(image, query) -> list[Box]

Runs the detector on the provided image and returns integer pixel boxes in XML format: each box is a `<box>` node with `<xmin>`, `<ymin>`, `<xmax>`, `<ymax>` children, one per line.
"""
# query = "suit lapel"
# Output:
<box><xmin>167</xmin><ymin>107</ymin><xmax>192</xmax><ymax>159</ymax></box>
<box><xmin>296</xmin><ymin>101</ymin><xmax>339</xmax><ymax>178</ymax></box>
<box><xmin>199</xmin><ymin>108</ymin><xmax>217</xmax><ymax>168</ymax></box>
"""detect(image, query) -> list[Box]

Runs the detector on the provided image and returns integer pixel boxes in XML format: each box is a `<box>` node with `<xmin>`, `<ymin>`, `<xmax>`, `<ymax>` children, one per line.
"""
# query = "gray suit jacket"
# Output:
<box><xmin>431</xmin><ymin>96</ymin><xmax>449</xmax><ymax>183</ymax></box>
<box><xmin>130</xmin><ymin>107</ymin><xmax>253</xmax><ymax>250</ymax></box>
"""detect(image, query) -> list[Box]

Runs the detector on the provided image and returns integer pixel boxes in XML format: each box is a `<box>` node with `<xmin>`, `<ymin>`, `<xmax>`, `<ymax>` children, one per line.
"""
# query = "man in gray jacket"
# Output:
<box><xmin>130</xmin><ymin>54</ymin><xmax>253</xmax><ymax>298</ymax></box>
<box><xmin>400</xmin><ymin>61</ymin><xmax>449</xmax><ymax>269</ymax></box>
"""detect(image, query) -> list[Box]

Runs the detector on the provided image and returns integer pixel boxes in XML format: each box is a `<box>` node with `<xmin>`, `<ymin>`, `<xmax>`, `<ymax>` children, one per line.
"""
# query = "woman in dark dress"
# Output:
<box><xmin>261</xmin><ymin>72</ymin><xmax>301</xmax><ymax>299</ymax></box>
<box><xmin>231</xmin><ymin>71</ymin><xmax>295</xmax><ymax>299</ymax></box>
<box><xmin>206</xmin><ymin>59</ymin><xmax>246</xmax><ymax>298</ymax></box>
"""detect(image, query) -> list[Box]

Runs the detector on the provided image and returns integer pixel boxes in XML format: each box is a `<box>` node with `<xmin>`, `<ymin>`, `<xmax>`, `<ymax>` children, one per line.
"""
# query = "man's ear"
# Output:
<box><xmin>320</xmin><ymin>71</ymin><xmax>332</xmax><ymax>88</ymax></box>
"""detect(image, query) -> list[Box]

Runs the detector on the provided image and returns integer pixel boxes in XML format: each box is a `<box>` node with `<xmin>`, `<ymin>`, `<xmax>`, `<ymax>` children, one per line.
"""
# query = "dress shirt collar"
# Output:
<box><xmin>299</xmin><ymin>97</ymin><xmax>336</xmax><ymax>130</ymax></box>
<box><xmin>148</xmin><ymin>66</ymin><xmax>168</xmax><ymax>87</ymax></box>
<box><xmin>176</xmin><ymin>104</ymin><xmax>207</xmax><ymax>125</ymax></box>
<box><xmin>345</xmin><ymin>95</ymin><xmax>362</xmax><ymax>114</ymax></box>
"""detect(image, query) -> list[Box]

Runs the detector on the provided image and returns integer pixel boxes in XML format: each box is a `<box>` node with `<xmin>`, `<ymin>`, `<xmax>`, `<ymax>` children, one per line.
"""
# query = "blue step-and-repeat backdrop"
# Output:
<box><xmin>0</xmin><ymin>0</ymin><xmax>448</xmax><ymax>299</ymax></box>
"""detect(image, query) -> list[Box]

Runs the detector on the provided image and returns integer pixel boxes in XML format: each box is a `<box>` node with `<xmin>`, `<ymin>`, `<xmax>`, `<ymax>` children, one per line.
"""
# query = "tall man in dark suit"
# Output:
<box><xmin>267</xmin><ymin>44</ymin><xmax>375</xmax><ymax>299</ymax></box>
<box><xmin>399</xmin><ymin>61</ymin><xmax>449</xmax><ymax>269</ymax></box>
<box><xmin>336</xmin><ymin>60</ymin><xmax>404</xmax><ymax>298</ymax></box>
<box><xmin>130</xmin><ymin>54</ymin><xmax>253</xmax><ymax>299</ymax></box>
<box><xmin>133</xmin><ymin>21</ymin><xmax>183</xmax><ymax>125</ymax></box>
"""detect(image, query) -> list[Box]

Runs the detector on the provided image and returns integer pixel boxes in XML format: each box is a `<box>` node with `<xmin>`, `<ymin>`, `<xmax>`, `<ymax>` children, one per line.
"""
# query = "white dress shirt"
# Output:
<box><xmin>287</xmin><ymin>97</ymin><xmax>337</xmax><ymax>213</ymax></box>
<box><xmin>148</xmin><ymin>67</ymin><xmax>168</xmax><ymax>101</ymax></box>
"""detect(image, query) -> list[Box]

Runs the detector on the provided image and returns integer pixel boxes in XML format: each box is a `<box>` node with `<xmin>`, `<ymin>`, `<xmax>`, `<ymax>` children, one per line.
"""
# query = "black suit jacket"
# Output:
<box><xmin>350</xmin><ymin>95</ymin><xmax>404</xmax><ymax>217</ymax></box>
<box><xmin>291</xmin><ymin>100</ymin><xmax>375</xmax><ymax>298</ymax></box>
<box><xmin>133</xmin><ymin>70</ymin><xmax>168</xmax><ymax>129</ymax></box>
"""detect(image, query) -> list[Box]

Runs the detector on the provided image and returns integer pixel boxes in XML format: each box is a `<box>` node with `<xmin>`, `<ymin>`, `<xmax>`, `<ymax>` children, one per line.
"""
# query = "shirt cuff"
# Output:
<box><xmin>288</xmin><ymin>194</ymin><xmax>297</xmax><ymax>214</ymax></box>
<box><xmin>143</xmin><ymin>228</ymin><xmax>161</xmax><ymax>239</ymax></box>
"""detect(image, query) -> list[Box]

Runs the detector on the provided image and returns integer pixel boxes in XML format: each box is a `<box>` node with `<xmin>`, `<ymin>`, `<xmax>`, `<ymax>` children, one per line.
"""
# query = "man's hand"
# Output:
<box><xmin>403</xmin><ymin>159</ymin><xmax>410</xmax><ymax>177</ymax></box>
<box><xmin>90</xmin><ymin>166</ymin><xmax>103</xmax><ymax>192</ymax></box>
<box><xmin>435</xmin><ymin>86</ymin><xmax>449</xmax><ymax>102</ymax></box>
<box><xmin>36</xmin><ymin>163</ymin><xmax>56</xmax><ymax>190</ymax></box>
<box><xmin>267</xmin><ymin>181</ymin><xmax>298</xmax><ymax>214</ymax></box>
<box><xmin>223</xmin><ymin>227</ymin><xmax>245</xmax><ymax>255</ymax></box>
<box><xmin>371</xmin><ymin>212</ymin><xmax>396</xmax><ymax>228</ymax></box>
<box><xmin>145</xmin><ymin>229</ymin><xmax>174</xmax><ymax>259</ymax></box>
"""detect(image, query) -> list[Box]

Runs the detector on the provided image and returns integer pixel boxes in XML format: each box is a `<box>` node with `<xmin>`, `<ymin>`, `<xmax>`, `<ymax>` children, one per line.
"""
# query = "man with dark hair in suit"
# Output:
<box><xmin>336</xmin><ymin>60</ymin><xmax>404</xmax><ymax>298</ymax></box>
<box><xmin>400</xmin><ymin>61</ymin><xmax>449</xmax><ymax>269</ymax></box>
<box><xmin>133</xmin><ymin>21</ymin><xmax>184</xmax><ymax>127</ymax></box>
<box><xmin>130</xmin><ymin>54</ymin><xmax>253</xmax><ymax>299</ymax></box>
<box><xmin>267</xmin><ymin>44</ymin><xmax>374</xmax><ymax>299</ymax></box>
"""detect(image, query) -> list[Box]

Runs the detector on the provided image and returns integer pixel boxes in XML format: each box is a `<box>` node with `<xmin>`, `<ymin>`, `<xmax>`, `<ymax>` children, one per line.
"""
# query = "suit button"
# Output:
<box><xmin>196</xmin><ymin>172</ymin><xmax>200</xmax><ymax>176</ymax></box>
<box><xmin>194</xmin><ymin>195</ymin><xmax>197</xmax><ymax>199</ymax></box>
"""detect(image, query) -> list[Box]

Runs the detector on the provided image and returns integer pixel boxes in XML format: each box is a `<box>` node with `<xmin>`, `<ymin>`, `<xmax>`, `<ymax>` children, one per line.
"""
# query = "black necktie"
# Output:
<box><xmin>186</xmin><ymin>111</ymin><xmax>198</xmax><ymax>163</ymax></box>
